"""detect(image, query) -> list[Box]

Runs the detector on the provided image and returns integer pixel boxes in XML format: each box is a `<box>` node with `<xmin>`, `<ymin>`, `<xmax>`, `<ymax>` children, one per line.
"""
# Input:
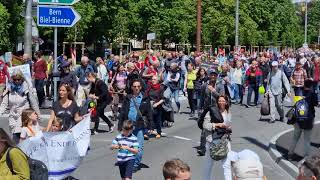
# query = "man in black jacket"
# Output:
<box><xmin>197</xmin><ymin>71</ymin><xmax>219</xmax><ymax>156</ymax></box>
<box><xmin>288</xmin><ymin>80</ymin><xmax>318</xmax><ymax>160</ymax></box>
<box><xmin>118</xmin><ymin>79</ymin><xmax>153</xmax><ymax>172</ymax></box>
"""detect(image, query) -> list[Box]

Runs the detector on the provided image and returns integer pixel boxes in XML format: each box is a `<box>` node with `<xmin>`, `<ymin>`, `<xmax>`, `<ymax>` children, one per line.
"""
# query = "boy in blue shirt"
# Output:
<box><xmin>111</xmin><ymin>120</ymin><xmax>139</xmax><ymax>180</ymax></box>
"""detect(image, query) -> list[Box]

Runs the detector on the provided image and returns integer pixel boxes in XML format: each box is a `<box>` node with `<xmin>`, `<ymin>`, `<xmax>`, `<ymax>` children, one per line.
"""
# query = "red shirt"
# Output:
<box><xmin>136</xmin><ymin>61</ymin><xmax>145</xmax><ymax>71</ymax></box>
<box><xmin>144</xmin><ymin>55</ymin><xmax>157</xmax><ymax>67</ymax></box>
<box><xmin>0</xmin><ymin>67</ymin><xmax>9</xmax><ymax>84</ymax></box>
<box><xmin>33</xmin><ymin>59</ymin><xmax>47</xmax><ymax>80</ymax></box>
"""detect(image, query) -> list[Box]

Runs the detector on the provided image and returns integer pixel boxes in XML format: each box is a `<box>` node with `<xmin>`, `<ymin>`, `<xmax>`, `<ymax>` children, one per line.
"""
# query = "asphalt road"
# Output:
<box><xmin>276</xmin><ymin>123</ymin><xmax>320</xmax><ymax>165</ymax></box>
<box><xmin>0</xmin><ymin>96</ymin><xmax>303</xmax><ymax>180</ymax></box>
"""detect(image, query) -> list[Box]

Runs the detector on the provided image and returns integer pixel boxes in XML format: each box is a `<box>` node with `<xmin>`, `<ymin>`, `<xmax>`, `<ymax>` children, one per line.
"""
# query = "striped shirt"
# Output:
<box><xmin>112</xmin><ymin>133</ymin><xmax>139</xmax><ymax>162</ymax></box>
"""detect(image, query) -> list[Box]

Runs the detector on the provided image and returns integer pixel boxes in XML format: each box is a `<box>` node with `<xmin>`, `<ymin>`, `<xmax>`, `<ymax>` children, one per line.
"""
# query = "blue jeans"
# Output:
<box><xmin>170</xmin><ymin>88</ymin><xmax>180</xmax><ymax>110</ymax></box>
<box><xmin>233</xmin><ymin>84</ymin><xmax>243</xmax><ymax>103</ymax></box>
<box><xmin>247</xmin><ymin>84</ymin><xmax>258</xmax><ymax>106</ymax></box>
<box><xmin>294</xmin><ymin>87</ymin><xmax>304</xmax><ymax>96</ymax></box>
<box><xmin>133</xmin><ymin>128</ymin><xmax>144</xmax><ymax>168</ymax></box>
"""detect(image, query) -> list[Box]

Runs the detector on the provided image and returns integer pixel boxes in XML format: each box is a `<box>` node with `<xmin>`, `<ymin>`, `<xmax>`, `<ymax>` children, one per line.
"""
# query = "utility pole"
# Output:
<box><xmin>196</xmin><ymin>0</ymin><xmax>202</xmax><ymax>53</ymax></box>
<box><xmin>318</xmin><ymin>27</ymin><xmax>320</xmax><ymax>45</ymax></box>
<box><xmin>235</xmin><ymin>0</ymin><xmax>239</xmax><ymax>52</ymax></box>
<box><xmin>303</xmin><ymin>0</ymin><xmax>308</xmax><ymax>47</ymax></box>
<box><xmin>24</xmin><ymin>0</ymin><xmax>33</xmax><ymax>56</ymax></box>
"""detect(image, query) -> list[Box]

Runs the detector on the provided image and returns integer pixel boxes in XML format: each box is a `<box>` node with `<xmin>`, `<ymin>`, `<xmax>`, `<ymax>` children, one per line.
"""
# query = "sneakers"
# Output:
<box><xmin>109</xmin><ymin>125</ymin><xmax>114</xmax><ymax>133</ymax></box>
<box><xmin>144</xmin><ymin>135</ymin><xmax>150</xmax><ymax>140</ymax></box>
<box><xmin>269</xmin><ymin>119</ymin><xmax>276</xmax><ymax>123</ymax></box>
<box><xmin>132</xmin><ymin>166</ymin><xmax>140</xmax><ymax>173</ymax></box>
<box><xmin>279</xmin><ymin>117</ymin><xmax>284</xmax><ymax>122</ymax></box>
<box><xmin>197</xmin><ymin>149</ymin><xmax>205</xmax><ymax>156</ymax></box>
<box><xmin>156</xmin><ymin>134</ymin><xmax>161</xmax><ymax>139</ymax></box>
<box><xmin>167</xmin><ymin>122</ymin><xmax>174</xmax><ymax>127</ymax></box>
<box><xmin>91</xmin><ymin>130</ymin><xmax>99</xmax><ymax>135</ymax></box>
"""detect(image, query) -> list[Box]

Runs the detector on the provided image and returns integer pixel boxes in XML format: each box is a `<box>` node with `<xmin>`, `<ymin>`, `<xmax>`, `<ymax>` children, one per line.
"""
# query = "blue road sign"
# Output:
<box><xmin>37</xmin><ymin>5</ymin><xmax>81</xmax><ymax>27</ymax></box>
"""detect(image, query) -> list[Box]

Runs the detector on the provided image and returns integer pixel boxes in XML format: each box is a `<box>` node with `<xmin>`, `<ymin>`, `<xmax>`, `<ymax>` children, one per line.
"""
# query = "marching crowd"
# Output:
<box><xmin>0</xmin><ymin>48</ymin><xmax>319</xmax><ymax>180</ymax></box>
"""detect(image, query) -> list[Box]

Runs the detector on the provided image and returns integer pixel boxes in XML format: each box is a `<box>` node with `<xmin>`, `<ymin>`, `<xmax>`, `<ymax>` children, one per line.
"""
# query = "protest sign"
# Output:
<box><xmin>8</xmin><ymin>64</ymin><xmax>33</xmax><ymax>88</ymax></box>
<box><xmin>19</xmin><ymin>115</ymin><xmax>91</xmax><ymax>180</ymax></box>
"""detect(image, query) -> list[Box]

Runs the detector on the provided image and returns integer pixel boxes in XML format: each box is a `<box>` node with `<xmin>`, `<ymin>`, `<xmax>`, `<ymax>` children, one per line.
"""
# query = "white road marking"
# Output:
<box><xmin>173</xmin><ymin>136</ymin><xmax>192</xmax><ymax>141</ymax></box>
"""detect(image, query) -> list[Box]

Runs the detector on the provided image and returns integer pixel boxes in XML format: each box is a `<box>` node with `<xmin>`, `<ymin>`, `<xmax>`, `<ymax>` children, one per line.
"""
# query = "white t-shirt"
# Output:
<box><xmin>20</xmin><ymin>124</ymin><xmax>42</xmax><ymax>139</ymax></box>
<box><xmin>222</xmin><ymin>111</ymin><xmax>232</xmax><ymax>127</ymax></box>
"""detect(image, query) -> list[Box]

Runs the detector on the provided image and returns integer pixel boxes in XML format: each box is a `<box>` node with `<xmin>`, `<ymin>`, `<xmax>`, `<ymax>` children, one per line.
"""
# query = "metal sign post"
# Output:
<box><xmin>53</xmin><ymin>27</ymin><xmax>58</xmax><ymax>101</ymax></box>
<box><xmin>37</xmin><ymin>2</ymin><xmax>81</xmax><ymax>102</ymax></box>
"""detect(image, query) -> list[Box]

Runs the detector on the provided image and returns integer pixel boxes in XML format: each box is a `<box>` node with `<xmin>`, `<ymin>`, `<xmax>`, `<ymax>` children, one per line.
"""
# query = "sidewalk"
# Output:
<box><xmin>269</xmin><ymin>122</ymin><xmax>320</xmax><ymax>178</ymax></box>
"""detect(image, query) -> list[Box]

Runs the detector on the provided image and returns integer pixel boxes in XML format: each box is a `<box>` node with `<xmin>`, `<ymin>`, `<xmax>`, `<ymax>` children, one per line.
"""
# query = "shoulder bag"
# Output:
<box><xmin>209</xmin><ymin>133</ymin><xmax>229</xmax><ymax>161</ymax></box>
<box><xmin>131</xmin><ymin>96</ymin><xmax>150</xmax><ymax>128</ymax></box>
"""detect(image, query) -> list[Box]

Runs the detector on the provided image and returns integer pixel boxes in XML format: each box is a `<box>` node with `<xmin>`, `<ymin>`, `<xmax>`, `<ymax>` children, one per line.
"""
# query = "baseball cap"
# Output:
<box><xmin>271</xmin><ymin>61</ymin><xmax>278</xmax><ymax>66</ymax></box>
<box><xmin>61</xmin><ymin>61</ymin><xmax>71</xmax><ymax>68</ymax></box>
<box><xmin>209</xmin><ymin>68</ymin><xmax>218</xmax><ymax>75</ymax></box>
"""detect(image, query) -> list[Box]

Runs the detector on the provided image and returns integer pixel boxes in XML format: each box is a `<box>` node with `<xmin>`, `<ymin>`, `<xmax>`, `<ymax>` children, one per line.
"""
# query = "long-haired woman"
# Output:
<box><xmin>46</xmin><ymin>84</ymin><xmax>82</xmax><ymax>131</ymax></box>
<box><xmin>203</xmin><ymin>95</ymin><xmax>232</xmax><ymax>180</ymax></box>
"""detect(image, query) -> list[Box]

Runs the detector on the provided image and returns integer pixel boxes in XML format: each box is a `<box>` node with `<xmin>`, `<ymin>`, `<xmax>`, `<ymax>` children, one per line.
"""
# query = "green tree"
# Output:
<box><xmin>64</xmin><ymin>1</ymin><xmax>96</xmax><ymax>42</ymax></box>
<box><xmin>308</xmin><ymin>0</ymin><xmax>320</xmax><ymax>44</ymax></box>
<box><xmin>0</xmin><ymin>3</ymin><xmax>10</xmax><ymax>51</ymax></box>
<box><xmin>0</xmin><ymin>0</ymin><xmax>23</xmax><ymax>51</ymax></box>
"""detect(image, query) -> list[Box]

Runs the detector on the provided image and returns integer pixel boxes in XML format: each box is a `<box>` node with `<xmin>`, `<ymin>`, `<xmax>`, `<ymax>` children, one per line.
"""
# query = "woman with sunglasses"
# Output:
<box><xmin>0</xmin><ymin>70</ymin><xmax>40</xmax><ymax>144</ymax></box>
<box><xmin>0</xmin><ymin>128</ymin><xmax>30</xmax><ymax>179</ymax></box>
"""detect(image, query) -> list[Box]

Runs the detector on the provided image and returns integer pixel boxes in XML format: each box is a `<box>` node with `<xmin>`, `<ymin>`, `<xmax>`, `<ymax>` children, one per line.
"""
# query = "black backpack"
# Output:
<box><xmin>6</xmin><ymin>147</ymin><xmax>48</xmax><ymax>180</ymax></box>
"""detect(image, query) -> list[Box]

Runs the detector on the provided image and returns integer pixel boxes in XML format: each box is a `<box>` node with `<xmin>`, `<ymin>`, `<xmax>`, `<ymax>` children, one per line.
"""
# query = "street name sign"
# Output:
<box><xmin>38</xmin><ymin>0</ymin><xmax>80</xmax><ymax>6</ymax></box>
<box><xmin>37</xmin><ymin>5</ymin><xmax>81</xmax><ymax>27</ymax></box>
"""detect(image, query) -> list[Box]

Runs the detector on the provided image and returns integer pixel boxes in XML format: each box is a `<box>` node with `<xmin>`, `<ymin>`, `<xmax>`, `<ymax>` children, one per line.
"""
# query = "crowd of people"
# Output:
<box><xmin>0</xmin><ymin>47</ymin><xmax>319</xmax><ymax>179</ymax></box>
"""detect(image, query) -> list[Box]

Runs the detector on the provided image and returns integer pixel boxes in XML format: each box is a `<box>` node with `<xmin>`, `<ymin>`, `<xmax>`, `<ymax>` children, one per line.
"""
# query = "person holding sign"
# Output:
<box><xmin>0</xmin><ymin>70</ymin><xmax>40</xmax><ymax>144</ymax></box>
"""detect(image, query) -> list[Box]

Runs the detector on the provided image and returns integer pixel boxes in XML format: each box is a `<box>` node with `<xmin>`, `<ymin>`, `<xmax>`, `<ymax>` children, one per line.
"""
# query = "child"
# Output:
<box><xmin>111</xmin><ymin>120</ymin><xmax>139</xmax><ymax>180</ymax></box>
<box><xmin>51</xmin><ymin>117</ymin><xmax>63</xmax><ymax>132</ymax></box>
<box><xmin>20</xmin><ymin>108</ymin><xmax>42</xmax><ymax>143</ymax></box>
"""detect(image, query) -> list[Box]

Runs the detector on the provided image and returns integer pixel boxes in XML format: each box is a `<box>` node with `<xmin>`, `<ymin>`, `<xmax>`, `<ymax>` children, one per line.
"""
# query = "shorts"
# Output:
<box><xmin>118</xmin><ymin>159</ymin><xmax>135</xmax><ymax>178</ymax></box>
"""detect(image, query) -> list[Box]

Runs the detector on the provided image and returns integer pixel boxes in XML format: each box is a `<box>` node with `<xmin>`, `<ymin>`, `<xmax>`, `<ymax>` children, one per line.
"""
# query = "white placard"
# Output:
<box><xmin>8</xmin><ymin>64</ymin><xmax>33</xmax><ymax>88</ymax></box>
<box><xmin>147</xmin><ymin>33</ymin><xmax>156</xmax><ymax>40</ymax></box>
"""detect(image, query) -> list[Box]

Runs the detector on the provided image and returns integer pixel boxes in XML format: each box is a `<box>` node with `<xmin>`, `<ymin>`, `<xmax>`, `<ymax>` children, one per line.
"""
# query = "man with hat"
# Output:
<box><xmin>60</xmin><ymin>60</ymin><xmax>78</xmax><ymax>92</ymax></box>
<box><xmin>197</xmin><ymin>68</ymin><xmax>219</xmax><ymax>156</ymax></box>
<box><xmin>229</xmin><ymin>149</ymin><xmax>267</xmax><ymax>180</ymax></box>
<box><xmin>266</xmin><ymin>61</ymin><xmax>291</xmax><ymax>123</ymax></box>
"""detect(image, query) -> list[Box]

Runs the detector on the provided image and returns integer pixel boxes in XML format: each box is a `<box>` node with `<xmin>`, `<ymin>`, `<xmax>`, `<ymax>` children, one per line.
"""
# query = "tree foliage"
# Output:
<box><xmin>0</xmin><ymin>0</ymin><xmax>319</xmax><ymax>52</ymax></box>
<box><xmin>308</xmin><ymin>0</ymin><xmax>320</xmax><ymax>44</ymax></box>
<box><xmin>0</xmin><ymin>3</ymin><xmax>10</xmax><ymax>51</ymax></box>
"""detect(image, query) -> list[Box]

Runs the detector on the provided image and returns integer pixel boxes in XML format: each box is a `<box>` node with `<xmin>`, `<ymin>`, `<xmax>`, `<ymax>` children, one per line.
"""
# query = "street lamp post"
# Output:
<box><xmin>24</xmin><ymin>0</ymin><xmax>33</xmax><ymax>56</ymax></box>
<box><xmin>235</xmin><ymin>0</ymin><xmax>239</xmax><ymax>52</ymax></box>
<box><xmin>196</xmin><ymin>0</ymin><xmax>202</xmax><ymax>53</ymax></box>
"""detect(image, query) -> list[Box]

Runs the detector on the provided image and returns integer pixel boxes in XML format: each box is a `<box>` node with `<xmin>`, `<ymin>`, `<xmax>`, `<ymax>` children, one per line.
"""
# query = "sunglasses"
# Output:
<box><xmin>132</xmin><ymin>86</ymin><xmax>141</xmax><ymax>88</ymax></box>
<box><xmin>13</xmin><ymin>78</ymin><xmax>22</xmax><ymax>82</ymax></box>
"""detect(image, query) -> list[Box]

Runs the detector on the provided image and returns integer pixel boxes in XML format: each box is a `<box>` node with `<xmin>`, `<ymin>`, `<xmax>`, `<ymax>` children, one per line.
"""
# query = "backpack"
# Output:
<box><xmin>260</xmin><ymin>94</ymin><xmax>270</xmax><ymax>116</ymax></box>
<box><xmin>6</xmin><ymin>147</ymin><xmax>48</xmax><ymax>180</ymax></box>
<box><xmin>294</xmin><ymin>98</ymin><xmax>309</xmax><ymax>121</ymax></box>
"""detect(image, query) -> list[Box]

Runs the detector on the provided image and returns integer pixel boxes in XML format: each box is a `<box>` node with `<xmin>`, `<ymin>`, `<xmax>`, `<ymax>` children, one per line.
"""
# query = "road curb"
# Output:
<box><xmin>268</xmin><ymin>121</ymin><xmax>320</xmax><ymax>178</ymax></box>
<box><xmin>268</xmin><ymin>127</ymin><xmax>298</xmax><ymax>178</ymax></box>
